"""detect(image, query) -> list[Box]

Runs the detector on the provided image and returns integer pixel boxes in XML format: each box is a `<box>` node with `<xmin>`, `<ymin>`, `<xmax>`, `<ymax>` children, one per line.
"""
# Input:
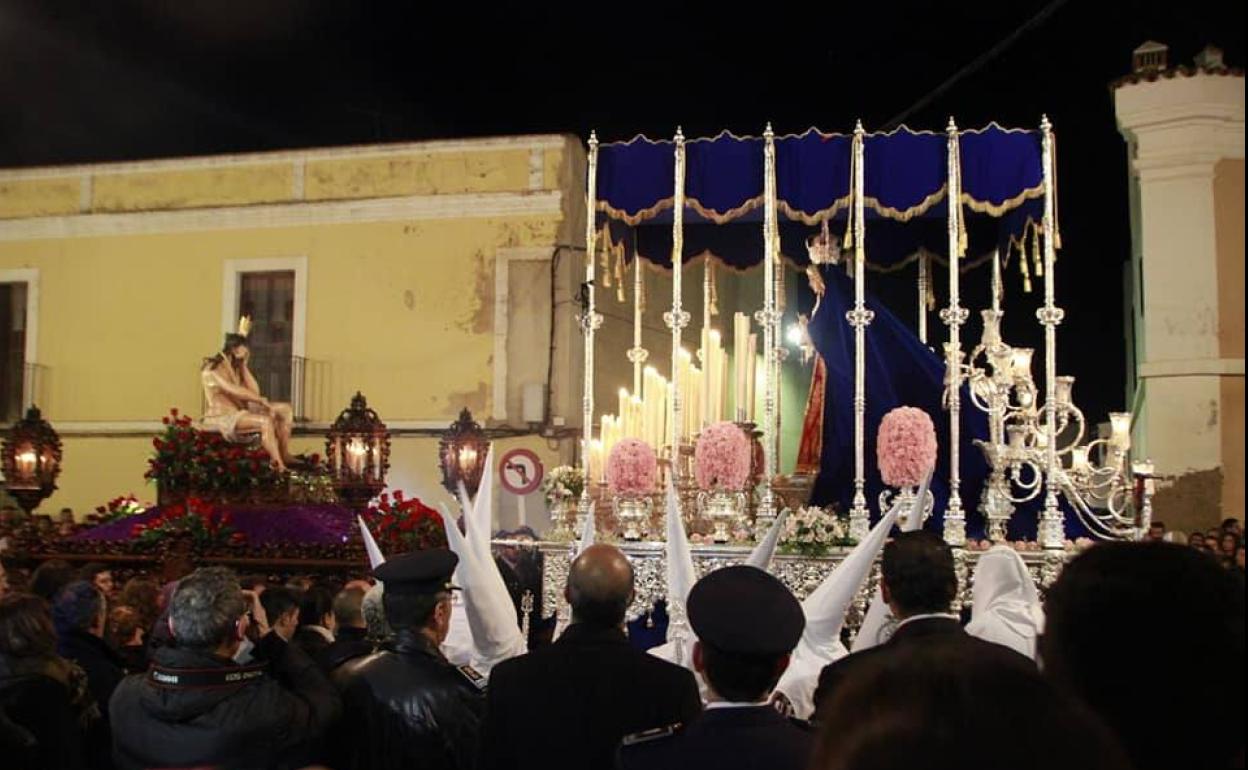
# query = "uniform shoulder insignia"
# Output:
<box><xmin>621</xmin><ymin>723</ymin><xmax>682</xmax><ymax>747</ymax></box>
<box><xmin>456</xmin><ymin>664</ymin><xmax>488</xmax><ymax>690</ymax></box>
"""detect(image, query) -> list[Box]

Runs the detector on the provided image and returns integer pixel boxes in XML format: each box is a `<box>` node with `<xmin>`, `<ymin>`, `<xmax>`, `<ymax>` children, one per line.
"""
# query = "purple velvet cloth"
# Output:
<box><xmin>72</xmin><ymin>504</ymin><xmax>357</xmax><ymax>545</ymax></box>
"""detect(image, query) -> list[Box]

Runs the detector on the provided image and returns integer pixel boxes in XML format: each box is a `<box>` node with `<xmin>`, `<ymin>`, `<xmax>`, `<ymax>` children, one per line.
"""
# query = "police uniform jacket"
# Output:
<box><xmin>331</xmin><ymin>628</ymin><xmax>485</xmax><ymax>770</ymax></box>
<box><xmin>617</xmin><ymin>704</ymin><xmax>814</xmax><ymax>770</ymax></box>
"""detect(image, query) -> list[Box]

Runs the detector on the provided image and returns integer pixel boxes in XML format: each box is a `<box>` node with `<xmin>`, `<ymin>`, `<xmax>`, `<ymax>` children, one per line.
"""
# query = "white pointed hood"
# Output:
<box><xmin>648</xmin><ymin>479</ymin><xmax>699</xmax><ymax>671</ymax></box>
<box><xmin>772</xmin><ymin>502</ymin><xmax>904</xmax><ymax>719</ymax></box>
<box><xmin>357</xmin><ymin>515</ymin><xmax>387</xmax><ymax>569</ymax></box>
<box><xmin>853</xmin><ymin>468</ymin><xmax>933</xmax><ymax>653</ymax></box>
<box><xmin>439</xmin><ymin>488</ymin><xmax>526</xmax><ymax>674</ymax></box>
<box><xmin>746</xmin><ymin>508</ymin><xmax>790</xmax><ymax>571</ymax></box>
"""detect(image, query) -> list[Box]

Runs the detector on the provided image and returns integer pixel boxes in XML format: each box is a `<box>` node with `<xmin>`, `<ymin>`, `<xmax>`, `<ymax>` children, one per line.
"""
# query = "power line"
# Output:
<box><xmin>882</xmin><ymin>0</ymin><xmax>1072</xmax><ymax>130</ymax></box>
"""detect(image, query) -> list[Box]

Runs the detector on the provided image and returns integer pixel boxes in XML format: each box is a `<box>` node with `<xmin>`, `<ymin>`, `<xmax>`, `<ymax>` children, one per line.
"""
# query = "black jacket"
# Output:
<box><xmin>58</xmin><ymin>630</ymin><xmax>127</xmax><ymax>721</ymax></box>
<box><xmin>291</xmin><ymin>626</ymin><xmax>332</xmax><ymax>660</ymax></box>
<box><xmin>109</xmin><ymin>632</ymin><xmax>342</xmax><ymax>770</ymax></box>
<box><xmin>331</xmin><ymin>629</ymin><xmax>486</xmax><ymax>770</ymax></box>
<box><xmin>58</xmin><ymin>631</ymin><xmax>126</xmax><ymax>770</ymax></box>
<box><xmin>316</xmin><ymin>626</ymin><xmax>374</xmax><ymax>673</ymax></box>
<box><xmin>813</xmin><ymin>616</ymin><xmax>1035</xmax><ymax>721</ymax></box>
<box><xmin>617</xmin><ymin>704</ymin><xmax>813</xmax><ymax>770</ymax></box>
<box><xmin>0</xmin><ymin>661</ymin><xmax>88</xmax><ymax>770</ymax></box>
<box><xmin>482</xmin><ymin>623</ymin><xmax>703</xmax><ymax>770</ymax></box>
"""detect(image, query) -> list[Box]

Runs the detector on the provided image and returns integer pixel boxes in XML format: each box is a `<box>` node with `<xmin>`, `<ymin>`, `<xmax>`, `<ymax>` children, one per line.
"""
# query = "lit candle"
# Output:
<box><xmin>347</xmin><ymin>438</ymin><xmax>367</xmax><ymax>476</ymax></box>
<box><xmin>745</xmin><ymin>333</ymin><xmax>757</xmax><ymax>422</ymax></box>
<box><xmin>734</xmin><ymin>313</ymin><xmax>748</xmax><ymax>420</ymax></box>
<box><xmin>15</xmin><ymin>449</ymin><xmax>36</xmax><ymax>478</ymax></box>
<box><xmin>1109</xmin><ymin>412</ymin><xmax>1132</xmax><ymax>450</ymax></box>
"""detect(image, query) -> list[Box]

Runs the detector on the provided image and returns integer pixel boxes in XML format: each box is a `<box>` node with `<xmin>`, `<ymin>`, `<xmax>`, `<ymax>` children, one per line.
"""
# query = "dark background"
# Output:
<box><xmin>1</xmin><ymin>0</ymin><xmax>1243</xmax><ymax>424</ymax></box>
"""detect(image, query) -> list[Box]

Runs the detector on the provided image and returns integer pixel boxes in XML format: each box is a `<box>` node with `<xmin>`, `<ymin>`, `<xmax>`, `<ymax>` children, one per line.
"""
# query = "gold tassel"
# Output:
<box><xmin>1031</xmin><ymin>225</ymin><xmax>1043</xmax><ymax>278</ymax></box>
<box><xmin>958</xmin><ymin>205</ymin><xmax>968</xmax><ymax>257</ymax></box>
<box><xmin>777</xmin><ymin>258</ymin><xmax>787</xmax><ymax>314</ymax></box>
<box><xmin>1020</xmin><ymin>243</ymin><xmax>1033</xmax><ymax>294</ymax></box>
<box><xmin>600</xmin><ymin>240</ymin><xmax>613</xmax><ymax>290</ymax></box>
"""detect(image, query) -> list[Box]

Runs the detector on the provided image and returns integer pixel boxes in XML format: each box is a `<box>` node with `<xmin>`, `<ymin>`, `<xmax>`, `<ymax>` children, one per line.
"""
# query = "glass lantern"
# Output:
<box><xmin>2</xmin><ymin>405</ymin><xmax>63</xmax><ymax>514</ymax></box>
<box><xmin>326</xmin><ymin>392</ymin><xmax>390</xmax><ymax>510</ymax></box>
<box><xmin>439</xmin><ymin>408</ymin><xmax>490</xmax><ymax>499</ymax></box>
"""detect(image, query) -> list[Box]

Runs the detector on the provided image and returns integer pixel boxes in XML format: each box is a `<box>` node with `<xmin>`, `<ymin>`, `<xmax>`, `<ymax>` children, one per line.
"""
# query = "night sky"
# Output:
<box><xmin>1</xmin><ymin>0</ymin><xmax>1243</xmax><ymax>425</ymax></box>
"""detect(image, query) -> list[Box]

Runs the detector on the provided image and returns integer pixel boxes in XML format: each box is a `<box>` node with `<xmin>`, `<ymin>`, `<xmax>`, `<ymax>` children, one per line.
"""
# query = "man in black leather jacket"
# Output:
<box><xmin>332</xmin><ymin>549</ymin><xmax>486</xmax><ymax>770</ymax></box>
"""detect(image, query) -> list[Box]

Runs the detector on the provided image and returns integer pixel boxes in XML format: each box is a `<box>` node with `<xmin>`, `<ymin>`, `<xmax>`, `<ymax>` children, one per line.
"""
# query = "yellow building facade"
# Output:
<box><xmin>0</xmin><ymin>135</ymin><xmax>589</xmax><ymax>523</ymax></box>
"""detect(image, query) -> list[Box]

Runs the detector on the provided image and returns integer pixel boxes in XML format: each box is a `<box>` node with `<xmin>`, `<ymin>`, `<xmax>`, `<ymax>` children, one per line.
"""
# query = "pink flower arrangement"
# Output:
<box><xmin>694</xmin><ymin>422</ymin><xmax>752</xmax><ymax>492</ymax></box>
<box><xmin>877</xmin><ymin>406</ymin><xmax>938</xmax><ymax>488</ymax></box>
<box><xmin>606</xmin><ymin>438</ymin><xmax>658</xmax><ymax>497</ymax></box>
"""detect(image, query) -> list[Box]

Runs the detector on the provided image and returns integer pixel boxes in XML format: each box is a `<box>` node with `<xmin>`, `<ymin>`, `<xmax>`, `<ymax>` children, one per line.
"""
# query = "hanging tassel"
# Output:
<box><xmin>1031</xmin><ymin>225</ymin><xmax>1043</xmax><ymax>278</ymax></box>
<box><xmin>1020</xmin><ymin>243</ymin><xmax>1033</xmax><ymax>294</ymax></box>
<box><xmin>958</xmin><ymin>205</ymin><xmax>968</xmax><ymax>257</ymax></box>
<box><xmin>777</xmin><ymin>258</ymin><xmax>787</xmax><ymax>314</ymax></box>
<box><xmin>599</xmin><ymin>231</ymin><xmax>613</xmax><ymax>290</ymax></box>
<box><xmin>1052</xmin><ymin>132</ymin><xmax>1063</xmax><ymax>251</ymax></box>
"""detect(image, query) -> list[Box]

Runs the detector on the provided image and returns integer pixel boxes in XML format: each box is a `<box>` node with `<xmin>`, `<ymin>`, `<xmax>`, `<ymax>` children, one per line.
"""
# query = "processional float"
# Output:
<box><xmin>572</xmin><ymin>118</ymin><xmax>1155</xmax><ymax>574</ymax></box>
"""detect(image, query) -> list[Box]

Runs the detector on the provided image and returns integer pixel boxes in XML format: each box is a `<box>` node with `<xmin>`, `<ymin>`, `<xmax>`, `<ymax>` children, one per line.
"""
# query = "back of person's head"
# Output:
<box><xmin>298</xmin><ymin>586</ymin><xmax>334</xmax><ymax>628</ymax></box>
<box><xmin>1040</xmin><ymin>542</ymin><xmax>1245</xmax><ymax>770</ymax></box>
<box><xmin>0</xmin><ymin>594</ymin><xmax>57</xmax><ymax>659</ymax></box>
<box><xmin>381</xmin><ymin>586</ymin><xmax>446</xmax><ymax>632</ymax></box>
<box><xmin>333</xmin><ymin>587</ymin><xmax>366</xmax><ymax>629</ymax></box>
<box><xmin>51</xmin><ymin>580</ymin><xmax>105</xmax><ymax>637</ymax></box>
<box><xmin>168</xmin><ymin>567</ymin><xmax>247</xmax><ymax>652</ymax></box>
<box><xmin>812</xmin><ymin>640</ymin><xmax>1130</xmax><ymax>770</ymax></box>
<box><xmin>107</xmin><ymin>605</ymin><xmax>144</xmax><ymax>648</ymax></box>
<box><xmin>565</xmin><ymin>544</ymin><xmax>634</xmax><ymax>628</ymax></box>
<box><xmin>260</xmin><ymin>586</ymin><xmax>300</xmax><ymax>626</ymax></box>
<box><xmin>119</xmin><ymin>578</ymin><xmax>160</xmax><ymax>622</ymax></box>
<box><xmin>880</xmin><ymin>531</ymin><xmax>957</xmax><ymax>618</ymax></box>
<box><xmin>698</xmin><ymin>644</ymin><xmax>784</xmax><ymax>702</ymax></box>
<box><xmin>1222</xmin><ymin>518</ymin><xmax>1241</xmax><ymax>532</ymax></box>
<box><xmin>28</xmin><ymin>560</ymin><xmax>74</xmax><ymax>602</ymax></box>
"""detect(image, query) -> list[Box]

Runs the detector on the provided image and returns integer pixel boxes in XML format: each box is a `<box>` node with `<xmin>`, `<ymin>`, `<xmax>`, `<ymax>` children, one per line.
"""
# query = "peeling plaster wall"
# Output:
<box><xmin>0</xmin><ymin>136</ymin><xmax>586</xmax><ymax>517</ymax></box>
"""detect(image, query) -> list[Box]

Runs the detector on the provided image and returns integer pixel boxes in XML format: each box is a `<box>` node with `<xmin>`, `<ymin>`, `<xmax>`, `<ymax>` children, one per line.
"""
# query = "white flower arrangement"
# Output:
<box><xmin>541</xmin><ymin>465</ymin><xmax>586</xmax><ymax>508</ymax></box>
<box><xmin>779</xmin><ymin>505</ymin><xmax>855</xmax><ymax>556</ymax></box>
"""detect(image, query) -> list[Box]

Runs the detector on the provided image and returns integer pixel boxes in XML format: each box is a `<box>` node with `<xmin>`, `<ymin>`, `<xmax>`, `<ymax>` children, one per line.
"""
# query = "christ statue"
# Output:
<box><xmin>200</xmin><ymin>316</ymin><xmax>296</xmax><ymax>472</ymax></box>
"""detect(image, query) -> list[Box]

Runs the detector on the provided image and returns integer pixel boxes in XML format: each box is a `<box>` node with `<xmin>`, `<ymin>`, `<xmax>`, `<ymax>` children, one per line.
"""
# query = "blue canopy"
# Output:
<box><xmin>593</xmin><ymin>125</ymin><xmax>1047</xmax><ymax>272</ymax></box>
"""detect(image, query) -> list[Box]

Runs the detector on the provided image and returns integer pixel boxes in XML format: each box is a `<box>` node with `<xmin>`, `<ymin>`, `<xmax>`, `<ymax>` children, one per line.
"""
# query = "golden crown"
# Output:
<box><xmin>237</xmin><ymin>315</ymin><xmax>252</xmax><ymax>337</ymax></box>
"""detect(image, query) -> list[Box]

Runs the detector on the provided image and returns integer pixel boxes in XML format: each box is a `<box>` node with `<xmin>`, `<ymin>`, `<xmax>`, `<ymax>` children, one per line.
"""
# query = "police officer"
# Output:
<box><xmin>617</xmin><ymin>565</ymin><xmax>813</xmax><ymax>770</ymax></box>
<box><xmin>332</xmin><ymin>549</ymin><xmax>486</xmax><ymax>770</ymax></box>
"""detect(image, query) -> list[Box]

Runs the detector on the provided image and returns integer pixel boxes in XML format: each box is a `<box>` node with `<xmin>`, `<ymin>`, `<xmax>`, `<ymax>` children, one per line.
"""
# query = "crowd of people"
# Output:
<box><xmin>0</xmin><ymin>521</ymin><xmax>1243</xmax><ymax>770</ymax></box>
<box><xmin>1146</xmin><ymin>517</ymin><xmax>1245</xmax><ymax>571</ymax></box>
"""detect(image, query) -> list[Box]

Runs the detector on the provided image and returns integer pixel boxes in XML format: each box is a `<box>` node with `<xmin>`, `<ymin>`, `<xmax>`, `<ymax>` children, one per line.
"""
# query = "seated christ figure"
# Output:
<box><xmin>200</xmin><ymin>316</ymin><xmax>296</xmax><ymax>472</ymax></box>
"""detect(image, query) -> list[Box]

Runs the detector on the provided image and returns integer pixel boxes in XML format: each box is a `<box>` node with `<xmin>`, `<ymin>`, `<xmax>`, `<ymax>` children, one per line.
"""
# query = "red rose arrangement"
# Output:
<box><xmin>93</xmin><ymin>494</ymin><xmax>149</xmax><ymax>524</ymax></box>
<box><xmin>145</xmin><ymin>408</ymin><xmax>285</xmax><ymax>498</ymax></box>
<box><xmin>362</xmin><ymin>489</ymin><xmax>448</xmax><ymax>555</ymax></box>
<box><xmin>130</xmin><ymin>496</ymin><xmax>245</xmax><ymax>549</ymax></box>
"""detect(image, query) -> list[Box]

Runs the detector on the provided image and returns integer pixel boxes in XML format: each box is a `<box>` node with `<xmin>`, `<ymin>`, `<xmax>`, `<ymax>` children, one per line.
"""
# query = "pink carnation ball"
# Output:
<box><xmin>606</xmin><ymin>438</ymin><xmax>658</xmax><ymax>496</ymax></box>
<box><xmin>877</xmin><ymin>406</ymin><xmax>938</xmax><ymax>488</ymax></box>
<box><xmin>694</xmin><ymin>422</ymin><xmax>752</xmax><ymax>491</ymax></box>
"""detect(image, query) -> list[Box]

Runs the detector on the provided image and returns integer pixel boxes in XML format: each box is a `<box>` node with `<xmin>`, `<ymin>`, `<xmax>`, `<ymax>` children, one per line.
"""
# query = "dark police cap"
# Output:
<box><xmin>373</xmin><ymin>548</ymin><xmax>459</xmax><ymax>594</ymax></box>
<box><xmin>688</xmin><ymin>565</ymin><xmax>804</xmax><ymax>656</ymax></box>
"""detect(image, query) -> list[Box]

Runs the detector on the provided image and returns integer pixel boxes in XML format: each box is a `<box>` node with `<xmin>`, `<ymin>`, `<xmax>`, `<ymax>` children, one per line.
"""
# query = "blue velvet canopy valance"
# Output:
<box><xmin>593</xmin><ymin>125</ymin><xmax>1052</xmax><ymax>274</ymax></box>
